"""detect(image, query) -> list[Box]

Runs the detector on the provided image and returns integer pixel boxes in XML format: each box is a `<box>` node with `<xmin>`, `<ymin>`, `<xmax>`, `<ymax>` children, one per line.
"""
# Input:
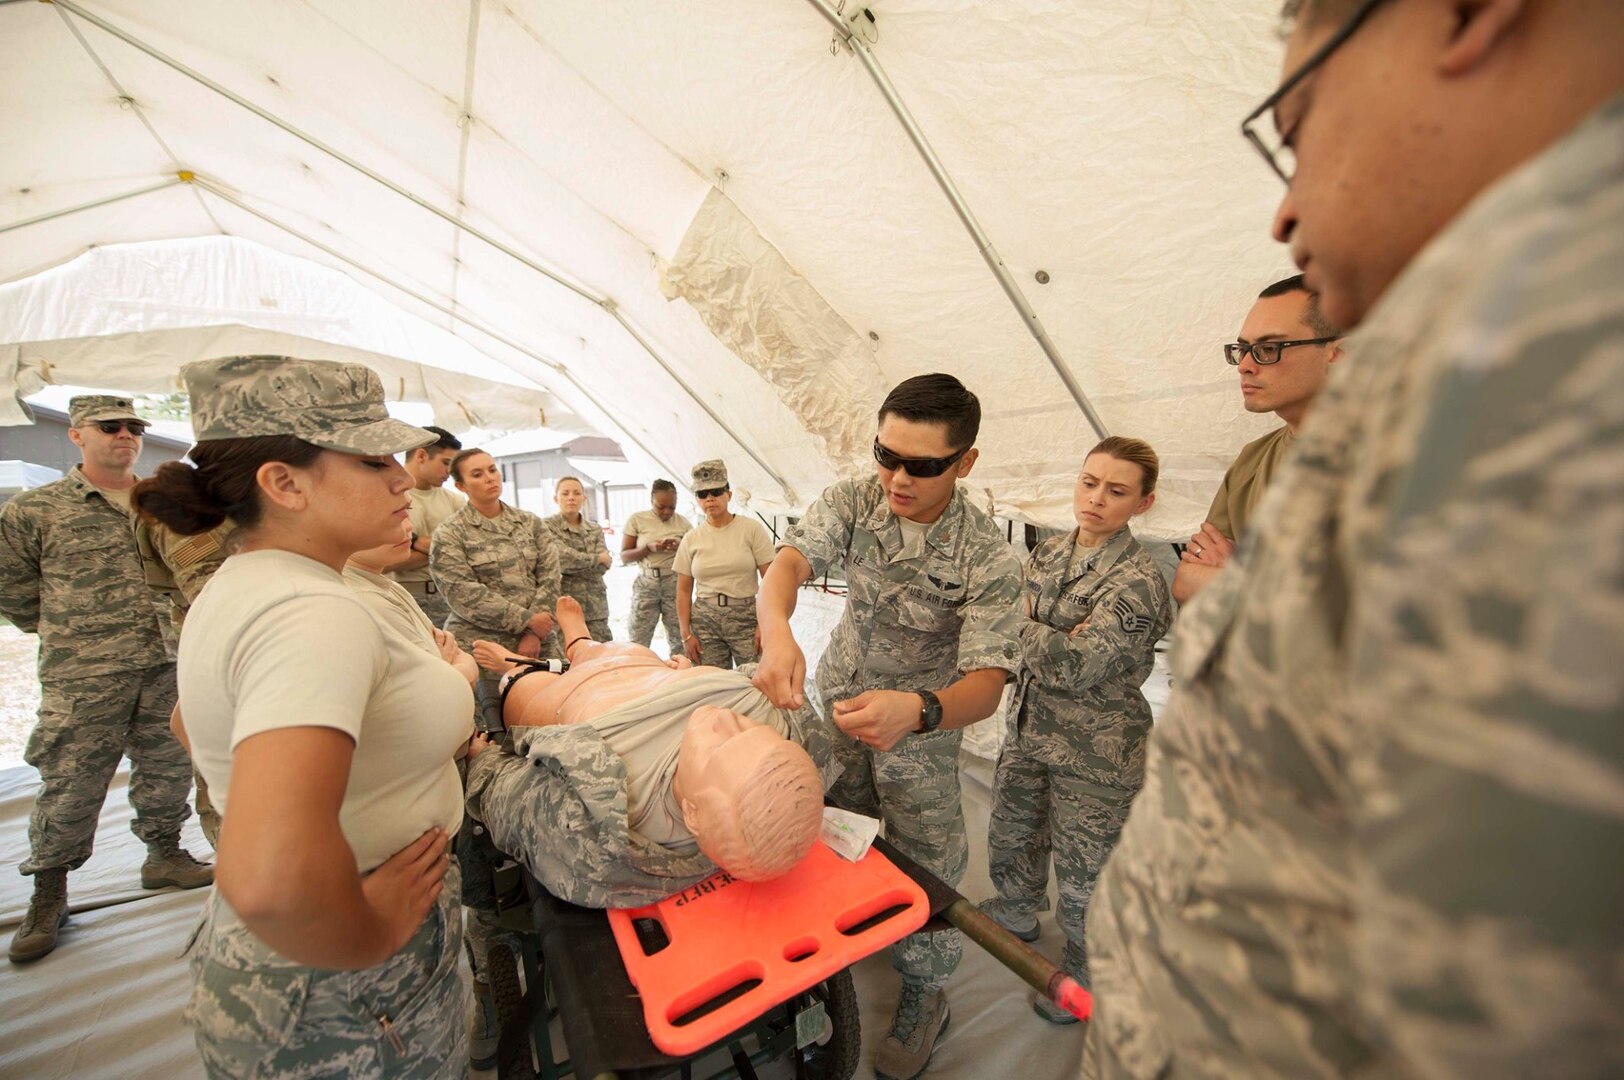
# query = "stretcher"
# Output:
<box><xmin>475</xmin><ymin>828</ymin><xmax>1092</xmax><ymax>1080</ymax></box>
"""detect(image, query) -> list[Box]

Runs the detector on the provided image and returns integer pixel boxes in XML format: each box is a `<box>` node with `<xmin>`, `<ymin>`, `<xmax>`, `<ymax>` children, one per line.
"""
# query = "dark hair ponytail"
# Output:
<box><xmin>133</xmin><ymin>436</ymin><xmax>322</xmax><ymax>535</ymax></box>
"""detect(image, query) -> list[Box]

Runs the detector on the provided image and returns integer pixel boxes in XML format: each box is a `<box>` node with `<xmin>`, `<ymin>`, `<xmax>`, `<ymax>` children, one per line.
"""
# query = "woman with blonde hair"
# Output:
<box><xmin>980</xmin><ymin>435</ymin><xmax>1174</xmax><ymax>1023</ymax></box>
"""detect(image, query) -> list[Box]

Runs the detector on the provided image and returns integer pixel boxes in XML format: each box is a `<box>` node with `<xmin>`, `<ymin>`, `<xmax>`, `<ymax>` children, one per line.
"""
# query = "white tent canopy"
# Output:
<box><xmin>1</xmin><ymin>0</ymin><xmax>1296</xmax><ymax>531</ymax></box>
<box><xmin>0</xmin><ymin>237</ymin><xmax>574</xmax><ymax>433</ymax></box>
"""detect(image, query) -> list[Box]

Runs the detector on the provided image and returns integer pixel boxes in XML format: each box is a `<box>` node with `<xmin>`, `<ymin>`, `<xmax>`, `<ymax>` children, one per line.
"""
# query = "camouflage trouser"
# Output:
<box><xmin>822</xmin><ymin>715</ymin><xmax>967</xmax><ymax>991</ymax></box>
<box><xmin>984</xmin><ymin>732</ymin><xmax>1135</xmax><ymax>985</ymax></box>
<box><xmin>184</xmin><ymin>860</ymin><xmax>467</xmax><ymax>1079</ymax></box>
<box><xmin>690</xmin><ymin>596</ymin><xmax>758</xmax><ymax>669</ymax></box>
<box><xmin>21</xmin><ymin>664</ymin><xmax>191</xmax><ymax>876</ymax></box>
<box><xmin>560</xmin><ymin>572</ymin><xmax>612</xmax><ymax>642</ymax></box>
<box><xmin>628</xmin><ymin>572</ymin><xmax>680</xmax><ymax>656</ymax></box>
<box><xmin>399</xmin><ymin>582</ymin><xmax>451</xmax><ymax>629</ymax></box>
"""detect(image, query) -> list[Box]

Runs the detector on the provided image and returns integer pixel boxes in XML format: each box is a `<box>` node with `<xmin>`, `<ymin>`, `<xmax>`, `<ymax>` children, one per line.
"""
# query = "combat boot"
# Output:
<box><xmin>470</xmin><ymin>978</ymin><xmax>499</xmax><ymax>1070</ymax></box>
<box><xmin>1033</xmin><ymin>939</ymin><xmax>1087</xmax><ymax>1024</ymax></box>
<box><xmin>977</xmin><ymin>897</ymin><xmax>1040</xmax><ymax>943</ymax></box>
<box><xmin>141</xmin><ymin>838</ymin><xmax>214</xmax><ymax>890</ymax></box>
<box><xmin>873</xmin><ymin>983</ymin><xmax>950</xmax><ymax>1080</ymax></box>
<box><xmin>8</xmin><ymin>869</ymin><xmax>68</xmax><ymax>963</ymax></box>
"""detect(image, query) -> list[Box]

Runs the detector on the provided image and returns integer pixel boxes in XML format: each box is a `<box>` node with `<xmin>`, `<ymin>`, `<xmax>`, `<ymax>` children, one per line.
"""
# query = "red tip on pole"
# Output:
<box><xmin>1049</xmin><ymin>975</ymin><xmax>1093</xmax><ymax>1022</ymax></box>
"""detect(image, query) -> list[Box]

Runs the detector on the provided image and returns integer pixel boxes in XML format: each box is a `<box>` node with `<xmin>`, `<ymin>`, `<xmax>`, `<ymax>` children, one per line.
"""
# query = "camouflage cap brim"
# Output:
<box><xmin>302</xmin><ymin>416</ymin><xmax>439</xmax><ymax>456</ymax></box>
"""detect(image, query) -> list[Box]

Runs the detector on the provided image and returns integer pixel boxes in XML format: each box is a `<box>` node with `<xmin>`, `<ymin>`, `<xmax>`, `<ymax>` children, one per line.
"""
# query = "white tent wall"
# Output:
<box><xmin>0</xmin><ymin>238</ymin><xmax>573</xmax><ymax>433</ymax></box>
<box><xmin>2</xmin><ymin>0</ymin><xmax>1298</xmax><ymax>528</ymax></box>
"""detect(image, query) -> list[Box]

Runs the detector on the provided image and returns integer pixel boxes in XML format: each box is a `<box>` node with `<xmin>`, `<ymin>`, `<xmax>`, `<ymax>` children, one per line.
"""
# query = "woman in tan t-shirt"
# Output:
<box><xmin>134</xmin><ymin>355</ymin><xmax>475</xmax><ymax>1080</ymax></box>
<box><xmin>674</xmin><ymin>459</ymin><xmax>775</xmax><ymax>669</ymax></box>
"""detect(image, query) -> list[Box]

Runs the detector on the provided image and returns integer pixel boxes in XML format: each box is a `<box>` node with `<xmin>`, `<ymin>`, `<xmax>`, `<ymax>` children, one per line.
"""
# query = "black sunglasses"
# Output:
<box><xmin>94</xmin><ymin>420</ymin><xmax>148</xmax><ymax>435</ymax></box>
<box><xmin>872</xmin><ymin>437</ymin><xmax>968</xmax><ymax>478</ymax></box>
<box><xmin>1224</xmin><ymin>336</ymin><xmax>1339</xmax><ymax>366</ymax></box>
<box><xmin>694</xmin><ymin>486</ymin><xmax>729</xmax><ymax>500</ymax></box>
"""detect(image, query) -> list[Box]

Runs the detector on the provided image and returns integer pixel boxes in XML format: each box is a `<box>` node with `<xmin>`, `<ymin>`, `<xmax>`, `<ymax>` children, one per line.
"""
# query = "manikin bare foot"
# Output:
<box><xmin>554</xmin><ymin>597</ymin><xmax>598</xmax><ymax>663</ymax></box>
<box><xmin>470</xmin><ymin>639</ymin><xmax>515</xmax><ymax>673</ymax></box>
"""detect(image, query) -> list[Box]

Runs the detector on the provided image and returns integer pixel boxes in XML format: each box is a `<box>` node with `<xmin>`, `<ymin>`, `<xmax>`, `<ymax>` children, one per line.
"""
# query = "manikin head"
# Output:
<box><xmin>673</xmin><ymin>706</ymin><xmax>823</xmax><ymax>881</ymax></box>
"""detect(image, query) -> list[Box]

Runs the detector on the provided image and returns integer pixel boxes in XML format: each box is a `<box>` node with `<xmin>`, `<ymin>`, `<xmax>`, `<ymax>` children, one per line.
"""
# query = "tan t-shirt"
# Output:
<box><xmin>179</xmin><ymin>550</ymin><xmax>473</xmax><ymax>872</ymax></box>
<box><xmin>1206</xmin><ymin>426</ymin><xmax>1296</xmax><ymax>541</ymax></box>
<box><xmin>394</xmin><ymin>485</ymin><xmax>466</xmax><ymax>584</ymax></box>
<box><xmin>343</xmin><ymin>564</ymin><xmax>438</xmax><ymax>654</ymax></box>
<box><xmin>622</xmin><ymin>509</ymin><xmax>693</xmax><ymax>572</ymax></box>
<box><xmin>674</xmin><ymin>516</ymin><xmax>774</xmax><ymax>599</ymax></box>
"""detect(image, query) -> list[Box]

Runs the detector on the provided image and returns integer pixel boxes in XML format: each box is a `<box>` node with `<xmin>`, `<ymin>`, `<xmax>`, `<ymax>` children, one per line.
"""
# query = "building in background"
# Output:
<box><xmin>485</xmin><ymin>431</ymin><xmax>643</xmax><ymax>536</ymax></box>
<box><xmin>0</xmin><ymin>404</ymin><xmax>191</xmax><ymax>505</ymax></box>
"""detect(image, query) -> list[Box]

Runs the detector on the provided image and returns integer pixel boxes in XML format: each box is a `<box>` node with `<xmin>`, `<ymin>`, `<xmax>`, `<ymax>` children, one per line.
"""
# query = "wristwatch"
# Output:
<box><xmin>917</xmin><ymin>689</ymin><xmax>943</xmax><ymax>734</ymax></box>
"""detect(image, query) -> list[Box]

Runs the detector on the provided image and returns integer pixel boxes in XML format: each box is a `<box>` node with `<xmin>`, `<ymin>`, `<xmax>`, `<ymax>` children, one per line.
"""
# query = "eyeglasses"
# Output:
<box><xmin>1241</xmin><ymin>0</ymin><xmax>1388</xmax><ymax>184</ymax></box>
<box><xmin>93</xmin><ymin>420</ymin><xmax>148</xmax><ymax>436</ymax></box>
<box><xmin>872</xmin><ymin>437</ymin><xmax>968</xmax><ymax>478</ymax></box>
<box><xmin>694</xmin><ymin>487</ymin><xmax>728</xmax><ymax>500</ymax></box>
<box><xmin>1225</xmin><ymin>336</ymin><xmax>1339</xmax><ymax>366</ymax></box>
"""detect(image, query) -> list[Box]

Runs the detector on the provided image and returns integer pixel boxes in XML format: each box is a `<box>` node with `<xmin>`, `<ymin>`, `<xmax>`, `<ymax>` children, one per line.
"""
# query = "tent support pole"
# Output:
<box><xmin>803</xmin><ymin>0</ymin><xmax>1109</xmax><ymax>440</ymax></box>
<box><xmin>0</xmin><ymin>177</ymin><xmax>184</xmax><ymax>236</ymax></box>
<box><xmin>51</xmin><ymin>0</ymin><xmax>797</xmax><ymax>503</ymax></box>
<box><xmin>191</xmin><ymin>177</ymin><xmax>689</xmax><ymax>488</ymax></box>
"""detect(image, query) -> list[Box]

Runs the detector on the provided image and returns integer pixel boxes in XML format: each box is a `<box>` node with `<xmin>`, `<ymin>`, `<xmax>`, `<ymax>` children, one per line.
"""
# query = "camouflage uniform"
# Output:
<box><xmin>466</xmin><ymin>665</ymin><xmax>830</xmax><ymax>908</ymax></box>
<box><xmin>136</xmin><ymin>518</ymin><xmax>234</xmax><ymax>847</ymax></box>
<box><xmin>430</xmin><ymin>501</ymin><xmax>562</xmax><ymax>732</ymax></box>
<box><xmin>1083</xmin><ymin>95</ymin><xmax>1624</xmax><ymax>1078</ymax></box>
<box><xmin>690</xmin><ymin>597</ymin><xmax>759</xmax><ymax>669</ymax></box>
<box><xmin>542</xmin><ymin>511</ymin><xmax>612</xmax><ymax>641</ymax></box>
<box><xmin>625</xmin><ymin>509</ymin><xmax>693</xmax><ymax>655</ymax></box>
<box><xmin>783</xmin><ymin>476</ymin><xmax>1023</xmax><ymax>991</ymax></box>
<box><xmin>983</xmin><ymin>526</ymin><xmax>1171</xmax><ymax>985</ymax></box>
<box><xmin>0</xmin><ymin>463</ymin><xmax>193</xmax><ymax>877</ymax></box>
<box><xmin>184</xmin><ymin>862</ymin><xmax>466</xmax><ymax>1079</ymax></box>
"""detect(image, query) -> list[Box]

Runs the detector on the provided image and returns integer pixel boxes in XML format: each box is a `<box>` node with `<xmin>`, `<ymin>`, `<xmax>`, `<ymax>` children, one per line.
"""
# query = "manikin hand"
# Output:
<box><xmin>515</xmin><ymin>633</ymin><xmax>542</xmax><ymax>660</ymax></box>
<box><xmin>833</xmin><ymin>690</ymin><xmax>925</xmax><ymax>752</ymax></box>
<box><xmin>665</xmin><ymin>655</ymin><xmax>694</xmax><ymax>671</ymax></box>
<box><xmin>361</xmin><ymin>827</ymin><xmax>449</xmax><ymax>958</ymax></box>
<box><xmin>753</xmin><ymin>637</ymin><xmax>807</xmax><ymax>709</ymax></box>
<box><xmin>1181</xmin><ymin>523</ymin><xmax>1234</xmax><ymax>569</ymax></box>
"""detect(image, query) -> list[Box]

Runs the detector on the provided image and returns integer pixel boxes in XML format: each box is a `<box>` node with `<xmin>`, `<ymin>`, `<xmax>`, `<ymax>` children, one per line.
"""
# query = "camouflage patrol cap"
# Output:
<box><xmin>69</xmin><ymin>395</ymin><xmax>143</xmax><ymax>427</ymax></box>
<box><xmin>181</xmin><ymin>355</ymin><xmax>437</xmax><ymax>455</ymax></box>
<box><xmin>691</xmin><ymin>459</ymin><xmax>729</xmax><ymax>490</ymax></box>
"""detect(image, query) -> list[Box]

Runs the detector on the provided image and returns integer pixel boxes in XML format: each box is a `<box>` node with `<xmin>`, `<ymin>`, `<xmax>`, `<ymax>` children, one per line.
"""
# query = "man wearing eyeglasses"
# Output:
<box><xmin>1172</xmin><ymin>274</ymin><xmax>1341</xmax><ymax>604</ymax></box>
<box><xmin>754</xmin><ymin>373</ymin><xmax>1023</xmax><ymax>1080</ymax></box>
<box><xmin>0</xmin><ymin>396</ymin><xmax>211</xmax><ymax>964</ymax></box>
<box><xmin>1083</xmin><ymin>2</ymin><xmax>1623</xmax><ymax>1077</ymax></box>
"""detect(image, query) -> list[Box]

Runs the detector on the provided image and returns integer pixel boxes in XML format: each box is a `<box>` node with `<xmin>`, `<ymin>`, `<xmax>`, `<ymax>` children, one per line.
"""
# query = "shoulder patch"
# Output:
<box><xmin>1111</xmin><ymin>595</ymin><xmax>1153</xmax><ymax>635</ymax></box>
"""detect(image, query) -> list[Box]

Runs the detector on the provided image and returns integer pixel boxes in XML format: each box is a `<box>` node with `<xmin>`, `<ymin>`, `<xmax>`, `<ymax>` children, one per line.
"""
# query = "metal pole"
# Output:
<box><xmin>605</xmin><ymin>302</ymin><xmax>795</xmax><ymax>504</ymax></box>
<box><xmin>802</xmin><ymin>0</ymin><xmax>1109</xmax><ymax>440</ymax></box>
<box><xmin>52</xmin><ymin>0</ymin><xmax>795</xmax><ymax>500</ymax></box>
<box><xmin>190</xmin><ymin>177</ymin><xmax>689</xmax><ymax>486</ymax></box>
<box><xmin>0</xmin><ymin>177</ymin><xmax>184</xmax><ymax>235</ymax></box>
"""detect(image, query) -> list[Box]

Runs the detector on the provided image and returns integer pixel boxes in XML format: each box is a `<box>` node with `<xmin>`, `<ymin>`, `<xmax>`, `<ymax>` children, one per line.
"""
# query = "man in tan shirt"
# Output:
<box><xmin>388</xmin><ymin>425</ymin><xmax>466</xmax><ymax>626</ymax></box>
<box><xmin>1173</xmin><ymin>276</ymin><xmax>1341</xmax><ymax>604</ymax></box>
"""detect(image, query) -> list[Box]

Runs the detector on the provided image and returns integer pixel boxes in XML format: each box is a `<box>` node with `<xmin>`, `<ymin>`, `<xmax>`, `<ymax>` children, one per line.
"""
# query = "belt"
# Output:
<box><xmin>640</xmin><ymin>567</ymin><xmax>670</xmax><ymax>578</ymax></box>
<box><xmin>398</xmin><ymin>579</ymin><xmax>440</xmax><ymax>595</ymax></box>
<box><xmin>704</xmin><ymin>595</ymin><xmax>754</xmax><ymax>607</ymax></box>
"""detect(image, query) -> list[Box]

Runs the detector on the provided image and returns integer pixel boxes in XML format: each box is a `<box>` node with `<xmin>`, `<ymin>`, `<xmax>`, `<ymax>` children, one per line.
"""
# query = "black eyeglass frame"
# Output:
<box><xmin>693</xmin><ymin>486</ymin><xmax>730</xmax><ymax>500</ymax></box>
<box><xmin>872</xmin><ymin>437</ymin><xmax>969</xmax><ymax>479</ymax></box>
<box><xmin>1241</xmin><ymin>0</ymin><xmax>1389</xmax><ymax>184</ymax></box>
<box><xmin>93</xmin><ymin>420</ymin><xmax>149</xmax><ymax>435</ymax></box>
<box><xmin>1224</xmin><ymin>336</ymin><xmax>1340</xmax><ymax>366</ymax></box>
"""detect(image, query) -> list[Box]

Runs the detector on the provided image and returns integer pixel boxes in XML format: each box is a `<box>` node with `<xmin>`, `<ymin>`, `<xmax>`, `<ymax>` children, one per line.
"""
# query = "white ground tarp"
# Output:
<box><xmin>1</xmin><ymin>0</ymin><xmax>1298</xmax><ymax>531</ymax></box>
